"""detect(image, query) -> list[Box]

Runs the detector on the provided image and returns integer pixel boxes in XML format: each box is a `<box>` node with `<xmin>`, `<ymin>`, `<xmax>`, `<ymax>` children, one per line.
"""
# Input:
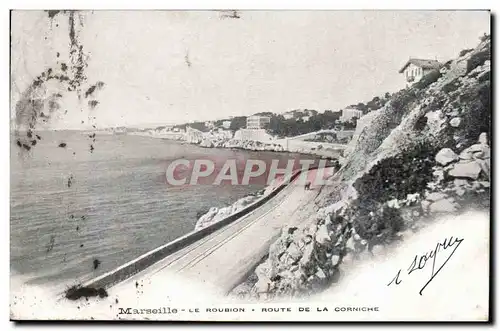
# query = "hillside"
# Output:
<box><xmin>231</xmin><ymin>35</ymin><xmax>491</xmax><ymax>300</ymax></box>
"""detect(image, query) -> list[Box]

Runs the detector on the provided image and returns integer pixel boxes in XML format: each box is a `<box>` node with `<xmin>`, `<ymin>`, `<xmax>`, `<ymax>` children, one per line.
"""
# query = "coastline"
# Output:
<box><xmin>128</xmin><ymin>131</ymin><xmax>346</xmax><ymax>160</ymax></box>
<box><xmin>128</xmin><ymin>131</ymin><xmax>342</xmax><ymax>233</ymax></box>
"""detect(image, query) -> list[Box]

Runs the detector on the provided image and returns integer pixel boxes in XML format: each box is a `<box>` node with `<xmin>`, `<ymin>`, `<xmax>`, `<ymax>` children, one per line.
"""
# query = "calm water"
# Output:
<box><xmin>10</xmin><ymin>131</ymin><xmax>314</xmax><ymax>288</ymax></box>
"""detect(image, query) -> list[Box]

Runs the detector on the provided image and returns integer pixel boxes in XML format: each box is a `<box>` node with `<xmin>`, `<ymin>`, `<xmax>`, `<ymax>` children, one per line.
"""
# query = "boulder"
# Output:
<box><xmin>477</xmin><ymin>159</ymin><xmax>490</xmax><ymax>180</ymax></box>
<box><xmin>315</xmin><ymin>267</ymin><xmax>327</xmax><ymax>280</ymax></box>
<box><xmin>315</xmin><ymin>224</ymin><xmax>330</xmax><ymax>245</ymax></box>
<box><xmin>432</xmin><ymin>169</ymin><xmax>445</xmax><ymax>182</ymax></box>
<box><xmin>479</xmin><ymin>181</ymin><xmax>490</xmax><ymax>188</ymax></box>
<box><xmin>460</xmin><ymin>144</ymin><xmax>490</xmax><ymax>160</ymax></box>
<box><xmin>345</xmin><ymin>236</ymin><xmax>356</xmax><ymax>251</ymax></box>
<box><xmin>406</xmin><ymin>193</ymin><xmax>421</xmax><ymax>204</ymax></box>
<box><xmin>386</xmin><ymin>199</ymin><xmax>401</xmax><ymax>209</ymax></box>
<box><xmin>304</xmin><ymin>223</ymin><xmax>318</xmax><ymax>236</ymax></box>
<box><xmin>449</xmin><ymin>117</ymin><xmax>462</xmax><ymax>127</ymax></box>
<box><xmin>478</xmin><ymin>132</ymin><xmax>488</xmax><ymax>145</ymax></box>
<box><xmin>255</xmin><ymin>260</ymin><xmax>272</xmax><ymax>279</ymax></box>
<box><xmin>299</xmin><ymin>243</ymin><xmax>315</xmax><ymax>268</ymax></box>
<box><xmin>435</xmin><ymin>148</ymin><xmax>459</xmax><ymax>166</ymax></box>
<box><xmin>448</xmin><ymin>161</ymin><xmax>482</xmax><ymax>179</ymax></box>
<box><xmin>459</xmin><ymin>150</ymin><xmax>474</xmax><ymax>160</ymax></box>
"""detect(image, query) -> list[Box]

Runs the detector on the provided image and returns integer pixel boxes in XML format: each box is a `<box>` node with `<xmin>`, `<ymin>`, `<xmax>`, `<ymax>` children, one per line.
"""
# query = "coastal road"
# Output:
<box><xmin>108</xmin><ymin>169</ymin><xmax>323</xmax><ymax>296</ymax></box>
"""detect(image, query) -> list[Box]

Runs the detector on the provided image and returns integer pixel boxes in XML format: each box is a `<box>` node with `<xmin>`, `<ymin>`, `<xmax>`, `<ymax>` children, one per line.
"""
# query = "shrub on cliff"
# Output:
<box><xmin>458</xmin><ymin>82</ymin><xmax>491</xmax><ymax>144</ymax></box>
<box><xmin>466</xmin><ymin>48</ymin><xmax>490</xmax><ymax>74</ymax></box>
<box><xmin>348</xmin><ymin>201</ymin><xmax>405</xmax><ymax>243</ymax></box>
<box><xmin>353</xmin><ymin>142</ymin><xmax>439</xmax><ymax>203</ymax></box>
<box><xmin>347</xmin><ymin>141</ymin><xmax>438</xmax><ymax>242</ymax></box>
<box><xmin>459</xmin><ymin>48</ymin><xmax>474</xmax><ymax>57</ymax></box>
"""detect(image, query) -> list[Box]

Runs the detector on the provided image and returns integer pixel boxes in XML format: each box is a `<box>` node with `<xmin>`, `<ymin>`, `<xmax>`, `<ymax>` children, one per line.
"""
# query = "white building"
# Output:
<box><xmin>234</xmin><ymin>129</ymin><xmax>273</xmax><ymax>142</ymax></box>
<box><xmin>340</xmin><ymin>107</ymin><xmax>363</xmax><ymax>122</ymax></box>
<box><xmin>222</xmin><ymin>120</ymin><xmax>231</xmax><ymax>129</ymax></box>
<box><xmin>246</xmin><ymin>115</ymin><xmax>271</xmax><ymax>129</ymax></box>
<box><xmin>399</xmin><ymin>58</ymin><xmax>442</xmax><ymax>87</ymax></box>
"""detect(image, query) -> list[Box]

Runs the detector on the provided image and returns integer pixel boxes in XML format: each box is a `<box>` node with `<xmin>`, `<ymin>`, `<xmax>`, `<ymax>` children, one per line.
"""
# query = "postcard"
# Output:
<box><xmin>9</xmin><ymin>9</ymin><xmax>491</xmax><ymax>322</ymax></box>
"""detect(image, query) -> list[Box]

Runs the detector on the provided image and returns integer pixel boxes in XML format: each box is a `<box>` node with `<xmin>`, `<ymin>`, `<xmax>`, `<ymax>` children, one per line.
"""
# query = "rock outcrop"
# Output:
<box><xmin>223</xmin><ymin>139</ymin><xmax>285</xmax><ymax>152</ymax></box>
<box><xmin>195</xmin><ymin>192</ymin><xmax>265</xmax><ymax>231</ymax></box>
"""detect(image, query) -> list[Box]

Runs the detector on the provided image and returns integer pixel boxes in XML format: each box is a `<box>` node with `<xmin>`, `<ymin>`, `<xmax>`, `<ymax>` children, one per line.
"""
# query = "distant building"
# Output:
<box><xmin>222</xmin><ymin>120</ymin><xmax>231</xmax><ymax>129</ymax></box>
<box><xmin>282</xmin><ymin>109</ymin><xmax>316</xmax><ymax>121</ymax></box>
<box><xmin>246</xmin><ymin>115</ymin><xmax>271</xmax><ymax>129</ymax></box>
<box><xmin>204</xmin><ymin>121</ymin><xmax>215</xmax><ymax>129</ymax></box>
<box><xmin>235</xmin><ymin>129</ymin><xmax>273</xmax><ymax>142</ymax></box>
<box><xmin>340</xmin><ymin>107</ymin><xmax>363</xmax><ymax>122</ymax></box>
<box><xmin>399</xmin><ymin>58</ymin><xmax>442</xmax><ymax>87</ymax></box>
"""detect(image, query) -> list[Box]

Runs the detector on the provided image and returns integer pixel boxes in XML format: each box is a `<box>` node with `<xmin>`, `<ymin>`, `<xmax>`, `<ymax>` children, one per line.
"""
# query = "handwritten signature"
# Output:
<box><xmin>387</xmin><ymin>236</ymin><xmax>464</xmax><ymax>295</ymax></box>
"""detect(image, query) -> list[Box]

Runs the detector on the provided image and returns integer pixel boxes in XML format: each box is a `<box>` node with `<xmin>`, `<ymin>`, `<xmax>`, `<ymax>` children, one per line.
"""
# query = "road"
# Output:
<box><xmin>108</xmin><ymin>169</ymin><xmax>322</xmax><ymax>297</ymax></box>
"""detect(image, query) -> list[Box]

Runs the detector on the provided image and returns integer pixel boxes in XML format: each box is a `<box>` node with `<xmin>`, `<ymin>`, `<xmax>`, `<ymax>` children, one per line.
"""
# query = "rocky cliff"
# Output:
<box><xmin>194</xmin><ymin>191</ymin><xmax>266</xmax><ymax>231</ymax></box>
<box><xmin>231</xmin><ymin>36</ymin><xmax>491</xmax><ymax>300</ymax></box>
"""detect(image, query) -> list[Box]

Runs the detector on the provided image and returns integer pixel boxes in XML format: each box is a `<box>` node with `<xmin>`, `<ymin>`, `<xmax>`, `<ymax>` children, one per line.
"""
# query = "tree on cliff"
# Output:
<box><xmin>229</xmin><ymin>116</ymin><xmax>247</xmax><ymax>131</ymax></box>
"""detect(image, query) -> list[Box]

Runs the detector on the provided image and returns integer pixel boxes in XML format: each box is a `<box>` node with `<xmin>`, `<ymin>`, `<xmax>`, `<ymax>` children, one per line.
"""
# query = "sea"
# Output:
<box><xmin>10</xmin><ymin>131</ymin><xmax>317</xmax><ymax>289</ymax></box>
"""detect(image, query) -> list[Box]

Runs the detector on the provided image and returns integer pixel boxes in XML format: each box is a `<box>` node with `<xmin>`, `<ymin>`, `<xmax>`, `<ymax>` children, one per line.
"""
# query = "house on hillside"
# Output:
<box><xmin>222</xmin><ymin>120</ymin><xmax>231</xmax><ymax>129</ymax></box>
<box><xmin>340</xmin><ymin>107</ymin><xmax>363</xmax><ymax>123</ymax></box>
<box><xmin>399</xmin><ymin>58</ymin><xmax>443</xmax><ymax>87</ymax></box>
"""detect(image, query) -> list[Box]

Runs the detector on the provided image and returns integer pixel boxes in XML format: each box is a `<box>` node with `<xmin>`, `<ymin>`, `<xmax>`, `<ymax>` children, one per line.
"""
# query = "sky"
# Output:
<box><xmin>11</xmin><ymin>10</ymin><xmax>490</xmax><ymax>129</ymax></box>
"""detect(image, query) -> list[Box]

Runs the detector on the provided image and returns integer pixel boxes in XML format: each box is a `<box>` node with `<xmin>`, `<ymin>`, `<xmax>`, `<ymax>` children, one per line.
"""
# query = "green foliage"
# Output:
<box><xmin>229</xmin><ymin>116</ymin><xmax>247</xmax><ymax>131</ymax></box>
<box><xmin>459</xmin><ymin>48</ymin><xmax>474</xmax><ymax>57</ymax></box>
<box><xmin>173</xmin><ymin>121</ymin><xmax>209</xmax><ymax>132</ymax></box>
<box><xmin>346</xmin><ymin>142</ymin><xmax>439</xmax><ymax>241</ymax></box>
<box><xmin>349</xmin><ymin>95</ymin><xmax>389</xmax><ymax>115</ymax></box>
<box><xmin>266</xmin><ymin>111</ymin><xmax>340</xmax><ymax>137</ymax></box>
